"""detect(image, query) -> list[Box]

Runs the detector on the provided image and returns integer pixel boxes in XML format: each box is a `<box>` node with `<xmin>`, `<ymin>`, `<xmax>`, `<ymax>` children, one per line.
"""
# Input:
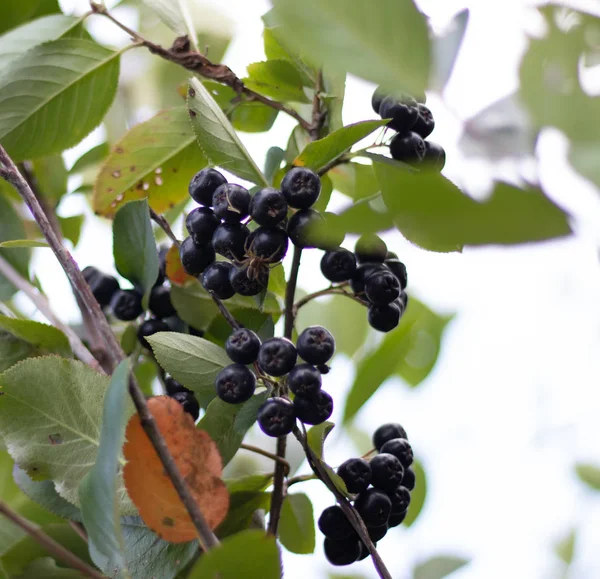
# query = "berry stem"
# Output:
<box><xmin>286</xmin><ymin>473</ymin><xmax>318</xmax><ymax>487</ymax></box>
<box><xmin>293</xmin><ymin>284</ymin><xmax>368</xmax><ymax>315</ymax></box>
<box><xmin>150</xmin><ymin>207</ymin><xmax>180</xmax><ymax>247</ymax></box>
<box><xmin>240</xmin><ymin>443</ymin><xmax>290</xmax><ymax>475</ymax></box>
<box><xmin>284</xmin><ymin>246</ymin><xmax>303</xmax><ymax>339</ymax></box>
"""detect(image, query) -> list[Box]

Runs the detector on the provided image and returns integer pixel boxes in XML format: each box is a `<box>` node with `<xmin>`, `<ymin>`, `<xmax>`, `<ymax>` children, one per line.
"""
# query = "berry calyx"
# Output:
<box><xmin>179</xmin><ymin>237</ymin><xmax>216</xmax><ymax>276</ymax></box>
<box><xmin>212</xmin><ymin>223</ymin><xmax>250</xmax><ymax>261</ymax></box>
<box><xmin>389</xmin><ymin>131</ymin><xmax>426</xmax><ymax>164</ymax></box>
<box><xmin>137</xmin><ymin>318</ymin><xmax>170</xmax><ymax>349</ymax></box>
<box><xmin>215</xmin><ymin>364</ymin><xmax>256</xmax><ymax>404</ymax></box>
<box><xmin>379</xmin><ymin>438</ymin><xmax>413</xmax><ymax>468</ymax></box>
<box><xmin>293</xmin><ymin>389</ymin><xmax>333</xmax><ymax>425</ymax></box>
<box><xmin>225</xmin><ymin>328</ymin><xmax>261</xmax><ymax>365</ymax></box>
<box><xmin>296</xmin><ymin>325</ymin><xmax>335</xmax><ymax>365</ymax></box>
<box><xmin>368</xmin><ymin>301</ymin><xmax>401</xmax><ymax>332</ymax></box>
<box><xmin>185</xmin><ymin>207</ymin><xmax>219</xmax><ymax>245</ymax></box>
<box><xmin>384</xmin><ymin>258</ymin><xmax>408</xmax><ymax>290</ymax></box>
<box><xmin>364</xmin><ymin>269</ymin><xmax>400</xmax><ymax>306</ymax></box>
<box><xmin>412</xmin><ymin>104</ymin><xmax>435</xmax><ymax>139</ymax></box>
<box><xmin>110</xmin><ymin>289</ymin><xmax>143</xmax><ymax>321</ymax></box>
<box><xmin>229</xmin><ymin>265</ymin><xmax>268</xmax><ymax>296</ymax></box>
<box><xmin>379</xmin><ymin>95</ymin><xmax>419</xmax><ymax>133</ymax></box>
<box><xmin>423</xmin><ymin>141</ymin><xmax>446</xmax><ymax>171</ymax></box>
<box><xmin>369</xmin><ymin>453</ymin><xmax>405</xmax><ymax>491</ymax></box>
<box><xmin>386</xmin><ymin>485</ymin><xmax>411</xmax><ymax>513</ymax></box>
<box><xmin>318</xmin><ymin>505</ymin><xmax>355</xmax><ymax>540</ymax></box>
<box><xmin>337</xmin><ymin>458</ymin><xmax>372</xmax><ymax>494</ymax></box>
<box><xmin>355</xmin><ymin>234</ymin><xmax>387</xmax><ymax>264</ymax></box>
<box><xmin>323</xmin><ymin>537</ymin><xmax>361</xmax><ymax>566</ymax></box>
<box><xmin>257</xmin><ymin>397</ymin><xmax>295</xmax><ymax>437</ymax></box>
<box><xmin>354</xmin><ymin>488</ymin><xmax>392</xmax><ymax>527</ymax></box>
<box><xmin>402</xmin><ymin>466</ymin><xmax>416</xmax><ymax>491</ymax></box>
<box><xmin>212</xmin><ymin>183</ymin><xmax>251</xmax><ymax>223</ymax></box>
<box><xmin>164</xmin><ymin>377</ymin><xmax>190</xmax><ymax>396</ymax></box>
<box><xmin>170</xmin><ymin>391</ymin><xmax>200</xmax><ymax>421</ymax></box>
<box><xmin>246</xmin><ymin>227</ymin><xmax>289</xmax><ymax>263</ymax></box>
<box><xmin>280</xmin><ymin>167</ymin><xmax>321</xmax><ymax>209</ymax></box>
<box><xmin>373</xmin><ymin>423</ymin><xmax>408</xmax><ymax>451</ymax></box>
<box><xmin>250</xmin><ymin>187</ymin><xmax>288</xmax><ymax>227</ymax></box>
<box><xmin>189</xmin><ymin>167</ymin><xmax>226</xmax><ymax>206</ymax></box>
<box><xmin>287</xmin><ymin>363</ymin><xmax>322</xmax><ymax>397</ymax></box>
<box><xmin>149</xmin><ymin>285</ymin><xmax>176</xmax><ymax>319</ymax></box>
<box><xmin>287</xmin><ymin>209</ymin><xmax>324</xmax><ymax>249</ymax></box>
<box><xmin>82</xmin><ymin>266</ymin><xmax>120</xmax><ymax>307</ymax></box>
<box><xmin>201</xmin><ymin>261</ymin><xmax>235</xmax><ymax>300</ymax></box>
<box><xmin>320</xmin><ymin>249</ymin><xmax>357</xmax><ymax>283</ymax></box>
<box><xmin>257</xmin><ymin>337</ymin><xmax>297</xmax><ymax>377</ymax></box>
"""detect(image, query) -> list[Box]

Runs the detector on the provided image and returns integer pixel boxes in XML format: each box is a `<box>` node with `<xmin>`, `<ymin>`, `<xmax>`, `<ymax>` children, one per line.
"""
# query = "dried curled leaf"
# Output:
<box><xmin>123</xmin><ymin>396</ymin><xmax>229</xmax><ymax>542</ymax></box>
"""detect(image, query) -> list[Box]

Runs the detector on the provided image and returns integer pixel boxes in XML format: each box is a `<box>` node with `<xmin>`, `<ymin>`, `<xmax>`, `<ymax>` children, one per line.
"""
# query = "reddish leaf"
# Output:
<box><xmin>166</xmin><ymin>244</ymin><xmax>195</xmax><ymax>287</ymax></box>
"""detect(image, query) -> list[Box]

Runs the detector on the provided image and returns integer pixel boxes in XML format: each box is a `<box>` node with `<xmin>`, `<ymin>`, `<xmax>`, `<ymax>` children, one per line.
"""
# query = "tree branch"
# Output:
<box><xmin>0</xmin><ymin>501</ymin><xmax>104</xmax><ymax>579</ymax></box>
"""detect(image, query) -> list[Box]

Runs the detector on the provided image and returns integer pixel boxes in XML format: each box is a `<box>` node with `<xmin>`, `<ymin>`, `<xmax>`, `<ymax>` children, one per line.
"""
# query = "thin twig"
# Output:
<box><xmin>286</xmin><ymin>473</ymin><xmax>318</xmax><ymax>488</ymax></box>
<box><xmin>0</xmin><ymin>501</ymin><xmax>104</xmax><ymax>578</ymax></box>
<box><xmin>240</xmin><ymin>443</ymin><xmax>290</xmax><ymax>476</ymax></box>
<box><xmin>150</xmin><ymin>208</ymin><xmax>180</xmax><ymax>247</ymax></box>
<box><xmin>69</xmin><ymin>521</ymin><xmax>89</xmax><ymax>543</ymax></box>
<box><xmin>293</xmin><ymin>284</ymin><xmax>367</xmax><ymax>316</ymax></box>
<box><xmin>284</xmin><ymin>246</ymin><xmax>303</xmax><ymax>339</ymax></box>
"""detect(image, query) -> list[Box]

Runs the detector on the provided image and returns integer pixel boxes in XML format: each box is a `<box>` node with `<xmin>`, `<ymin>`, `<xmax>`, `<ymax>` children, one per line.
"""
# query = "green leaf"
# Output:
<box><xmin>187</xmin><ymin>78</ymin><xmax>268</xmax><ymax>186</ymax></box>
<box><xmin>0</xmin><ymin>239</ymin><xmax>49</xmax><ymax>248</ymax></box>
<box><xmin>267</xmin><ymin>263</ymin><xmax>286</xmax><ymax>299</ymax></box>
<box><xmin>279</xmin><ymin>493</ymin><xmax>315</xmax><ymax>554</ymax></box>
<box><xmin>262</xmin><ymin>27</ymin><xmax>316</xmax><ymax>88</ymax></box>
<box><xmin>30</xmin><ymin>154</ymin><xmax>67</xmax><ymax>203</ymax></box>
<box><xmin>575</xmin><ymin>463</ymin><xmax>600</xmax><ymax>491</ymax></box>
<box><xmin>264</xmin><ymin>146</ymin><xmax>285</xmax><ymax>185</ymax></box>
<box><xmin>70</xmin><ymin>142</ymin><xmax>109</xmax><ymax>174</ymax></box>
<box><xmin>0</xmin><ymin>0</ymin><xmax>60</xmax><ymax>35</ymax></box>
<box><xmin>403</xmin><ymin>460</ymin><xmax>426</xmax><ymax>527</ymax></box>
<box><xmin>140</xmin><ymin>0</ymin><xmax>187</xmax><ymax>36</ymax></box>
<box><xmin>0</xmin><ymin>38</ymin><xmax>120</xmax><ymax>162</ymax></box>
<box><xmin>0</xmin><ymin>195</ymin><xmax>29</xmax><ymax>300</ymax></box>
<box><xmin>11</xmin><ymin>558</ymin><xmax>82</xmax><ymax>578</ymax></box>
<box><xmin>374</xmin><ymin>161</ymin><xmax>572</xmax><ymax>251</ymax></box>
<box><xmin>414</xmin><ymin>556</ymin><xmax>469</xmax><ymax>579</ymax></box>
<box><xmin>306</xmin><ymin>422</ymin><xmax>335</xmax><ymax>461</ymax></box>
<box><xmin>294</xmin><ymin>120</ymin><xmax>387</xmax><ymax>173</ymax></box>
<box><xmin>0</xmin><ymin>332</ymin><xmax>39</xmax><ymax>373</ymax></box>
<box><xmin>329</xmin><ymin>162</ymin><xmax>380</xmax><ymax>201</ymax></box>
<box><xmin>197</xmin><ymin>391</ymin><xmax>269</xmax><ymax>465</ymax></box>
<box><xmin>344</xmin><ymin>298</ymin><xmax>451</xmax><ymax>423</ymax></box>
<box><xmin>0</xmin><ymin>315</ymin><xmax>70</xmax><ymax>357</ymax></box>
<box><xmin>93</xmin><ymin>108</ymin><xmax>207</xmax><ymax>217</ymax></box>
<box><xmin>244</xmin><ymin>59</ymin><xmax>310</xmax><ymax>103</ymax></box>
<box><xmin>322</xmin><ymin>68</ymin><xmax>346</xmax><ymax>134</ymax></box>
<box><xmin>59</xmin><ymin>215</ymin><xmax>85</xmax><ymax>247</ymax></box>
<box><xmin>430</xmin><ymin>10</ymin><xmax>469</xmax><ymax>92</ymax></box>
<box><xmin>269</xmin><ymin>0</ymin><xmax>430</xmax><ymax>95</ymax></box>
<box><xmin>0</xmin><ymin>357</ymin><xmax>135</xmax><ymax>510</ymax></box>
<box><xmin>187</xmin><ymin>530</ymin><xmax>280</xmax><ymax>579</ymax></box>
<box><xmin>555</xmin><ymin>529</ymin><xmax>576</xmax><ymax>565</ymax></box>
<box><xmin>80</xmin><ymin>360</ymin><xmax>131</xmax><ymax>579</ymax></box>
<box><xmin>147</xmin><ymin>332</ymin><xmax>230</xmax><ymax>409</ymax></box>
<box><xmin>113</xmin><ymin>199</ymin><xmax>159</xmax><ymax>309</ymax></box>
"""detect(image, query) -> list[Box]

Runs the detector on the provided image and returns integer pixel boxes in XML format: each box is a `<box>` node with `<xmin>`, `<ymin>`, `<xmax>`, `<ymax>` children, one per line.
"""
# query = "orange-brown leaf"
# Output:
<box><xmin>123</xmin><ymin>396</ymin><xmax>229</xmax><ymax>542</ymax></box>
<box><xmin>166</xmin><ymin>244</ymin><xmax>195</xmax><ymax>287</ymax></box>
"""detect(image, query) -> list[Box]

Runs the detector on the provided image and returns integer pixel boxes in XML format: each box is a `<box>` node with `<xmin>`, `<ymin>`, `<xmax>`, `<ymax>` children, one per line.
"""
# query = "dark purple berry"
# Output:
<box><xmin>246</xmin><ymin>227</ymin><xmax>289</xmax><ymax>263</ymax></box>
<box><xmin>297</xmin><ymin>325</ymin><xmax>335</xmax><ymax>365</ymax></box>
<box><xmin>357</xmin><ymin>541</ymin><xmax>372</xmax><ymax>561</ymax></box>
<box><xmin>371</xmin><ymin>86</ymin><xmax>386</xmax><ymax>114</ymax></box>
<box><xmin>250</xmin><ymin>187</ymin><xmax>288</xmax><ymax>227</ymax></box>
<box><xmin>257</xmin><ymin>397</ymin><xmax>295</xmax><ymax>437</ymax></box>
<box><xmin>83</xmin><ymin>266</ymin><xmax>120</xmax><ymax>307</ymax></box>
<box><xmin>402</xmin><ymin>466</ymin><xmax>416</xmax><ymax>491</ymax></box>
<box><xmin>293</xmin><ymin>390</ymin><xmax>333</xmax><ymax>425</ymax></box>
<box><xmin>280</xmin><ymin>167</ymin><xmax>321</xmax><ymax>209</ymax></box>
<box><xmin>337</xmin><ymin>458</ymin><xmax>372</xmax><ymax>494</ymax></box>
<box><xmin>369</xmin><ymin>453</ymin><xmax>404</xmax><ymax>491</ymax></box>
<box><xmin>189</xmin><ymin>167</ymin><xmax>226</xmax><ymax>206</ymax></box>
<box><xmin>354</xmin><ymin>488</ymin><xmax>392</xmax><ymax>527</ymax></box>
<box><xmin>388</xmin><ymin>509</ymin><xmax>408</xmax><ymax>527</ymax></box>
<box><xmin>137</xmin><ymin>318</ymin><xmax>170</xmax><ymax>349</ymax></box>
<box><xmin>318</xmin><ymin>505</ymin><xmax>355</xmax><ymax>540</ymax></box>
<box><xmin>355</xmin><ymin>234</ymin><xmax>387</xmax><ymax>264</ymax></box>
<box><xmin>287</xmin><ymin>209</ymin><xmax>324</xmax><ymax>249</ymax></box>
<box><xmin>185</xmin><ymin>207</ymin><xmax>219</xmax><ymax>245</ymax></box>
<box><xmin>149</xmin><ymin>285</ymin><xmax>176</xmax><ymax>319</ymax></box>
<box><xmin>212</xmin><ymin>183</ymin><xmax>251</xmax><ymax>223</ymax></box>
<box><xmin>212</xmin><ymin>223</ymin><xmax>250</xmax><ymax>261</ymax></box>
<box><xmin>423</xmin><ymin>141</ymin><xmax>446</xmax><ymax>171</ymax></box>
<box><xmin>412</xmin><ymin>104</ymin><xmax>435</xmax><ymax>139</ymax></box>
<box><xmin>367</xmin><ymin>523</ymin><xmax>388</xmax><ymax>542</ymax></box>
<box><xmin>164</xmin><ymin>377</ymin><xmax>190</xmax><ymax>396</ymax></box>
<box><xmin>380</xmin><ymin>438</ymin><xmax>413</xmax><ymax>468</ymax></box>
<box><xmin>364</xmin><ymin>270</ymin><xmax>400</xmax><ymax>306</ymax></box>
<box><xmin>323</xmin><ymin>537</ymin><xmax>360</xmax><ymax>566</ymax></box>
<box><xmin>389</xmin><ymin>131</ymin><xmax>426</xmax><ymax>164</ymax></box>
<box><xmin>215</xmin><ymin>364</ymin><xmax>256</xmax><ymax>404</ymax></box>
<box><xmin>368</xmin><ymin>301</ymin><xmax>401</xmax><ymax>332</ymax></box>
<box><xmin>171</xmin><ymin>391</ymin><xmax>200</xmax><ymax>421</ymax></box>
<box><xmin>399</xmin><ymin>291</ymin><xmax>408</xmax><ymax>309</ymax></box>
<box><xmin>229</xmin><ymin>265</ymin><xmax>268</xmax><ymax>296</ymax></box>
<box><xmin>110</xmin><ymin>289</ymin><xmax>143</xmax><ymax>321</ymax></box>
<box><xmin>156</xmin><ymin>246</ymin><xmax>168</xmax><ymax>286</ymax></box>
<box><xmin>320</xmin><ymin>249</ymin><xmax>356</xmax><ymax>283</ymax></box>
<box><xmin>179</xmin><ymin>237</ymin><xmax>216</xmax><ymax>276</ymax></box>
<box><xmin>225</xmin><ymin>328</ymin><xmax>261</xmax><ymax>365</ymax></box>
<box><xmin>384</xmin><ymin>259</ymin><xmax>407</xmax><ymax>290</ymax></box>
<box><xmin>287</xmin><ymin>364</ymin><xmax>322</xmax><ymax>397</ymax></box>
<box><xmin>257</xmin><ymin>337</ymin><xmax>297</xmax><ymax>377</ymax></box>
<box><xmin>350</xmin><ymin>263</ymin><xmax>387</xmax><ymax>296</ymax></box>
<box><xmin>386</xmin><ymin>485</ymin><xmax>411</xmax><ymax>513</ymax></box>
<box><xmin>373</xmin><ymin>423</ymin><xmax>408</xmax><ymax>451</ymax></box>
<box><xmin>317</xmin><ymin>364</ymin><xmax>330</xmax><ymax>375</ymax></box>
<box><xmin>201</xmin><ymin>262</ymin><xmax>235</xmax><ymax>299</ymax></box>
<box><xmin>379</xmin><ymin>95</ymin><xmax>419</xmax><ymax>133</ymax></box>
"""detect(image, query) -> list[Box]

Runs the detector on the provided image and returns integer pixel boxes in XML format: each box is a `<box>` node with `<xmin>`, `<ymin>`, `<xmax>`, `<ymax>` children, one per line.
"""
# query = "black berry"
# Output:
<box><xmin>82</xmin><ymin>266</ymin><xmax>120</xmax><ymax>307</ymax></box>
<box><xmin>423</xmin><ymin>141</ymin><xmax>446</xmax><ymax>171</ymax></box>
<box><xmin>296</xmin><ymin>326</ymin><xmax>335</xmax><ymax>365</ymax></box>
<box><xmin>368</xmin><ymin>302</ymin><xmax>401</xmax><ymax>332</ymax></box>
<box><xmin>164</xmin><ymin>377</ymin><xmax>190</xmax><ymax>396</ymax></box>
<box><xmin>287</xmin><ymin>364</ymin><xmax>322</xmax><ymax>397</ymax></box>
<box><xmin>229</xmin><ymin>265</ymin><xmax>268</xmax><ymax>296</ymax></box>
<box><xmin>215</xmin><ymin>364</ymin><xmax>256</xmax><ymax>404</ymax></box>
<box><xmin>212</xmin><ymin>183</ymin><xmax>251</xmax><ymax>223</ymax></box>
<box><xmin>257</xmin><ymin>397</ymin><xmax>295</xmax><ymax>437</ymax></box>
<box><xmin>179</xmin><ymin>237</ymin><xmax>216</xmax><ymax>276</ymax></box>
<box><xmin>364</xmin><ymin>269</ymin><xmax>400</xmax><ymax>306</ymax></box>
<box><xmin>354</xmin><ymin>488</ymin><xmax>392</xmax><ymax>527</ymax></box>
<box><xmin>201</xmin><ymin>262</ymin><xmax>235</xmax><ymax>300</ymax></box>
<box><xmin>280</xmin><ymin>167</ymin><xmax>321</xmax><ymax>209</ymax></box>
<box><xmin>287</xmin><ymin>209</ymin><xmax>324</xmax><ymax>249</ymax></box>
<box><xmin>389</xmin><ymin>131</ymin><xmax>426</xmax><ymax>164</ymax></box>
<box><xmin>350</xmin><ymin>263</ymin><xmax>386</xmax><ymax>296</ymax></box>
<box><xmin>225</xmin><ymin>328</ymin><xmax>261</xmax><ymax>365</ymax></box>
<box><xmin>320</xmin><ymin>249</ymin><xmax>356</xmax><ymax>283</ymax></box>
<box><xmin>188</xmin><ymin>326</ymin><xmax>205</xmax><ymax>338</ymax></box>
<box><xmin>293</xmin><ymin>390</ymin><xmax>333</xmax><ymax>425</ymax></box>
<box><xmin>379</xmin><ymin>438</ymin><xmax>413</xmax><ymax>468</ymax></box>
<box><xmin>399</xmin><ymin>291</ymin><xmax>408</xmax><ymax>309</ymax></box>
<box><xmin>402</xmin><ymin>466</ymin><xmax>416</xmax><ymax>491</ymax></box>
<box><xmin>367</xmin><ymin>523</ymin><xmax>388</xmax><ymax>542</ymax></box>
<box><xmin>189</xmin><ymin>167</ymin><xmax>226</xmax><ymax>206</ymax></box>
<box><xmin>384</xmin><ymin>259</ymin><xmax>408</xmax><ymax>290</ymax></box>
<box><xmin>137</xmin><ymin>318</ymin><xmax>170</xmax><ymax>349</ymax></box>
<box><xmin>369</xmin><ymin>453</ymin><xmax>404</xmax><ymax>491</ymax></box>
<box><xmin>337</xmin><ymin>458</ymin><xmax>372</xmax><ymax>494</ymax></box>
<box><xmin>388</xmin><ymin>509</ymin><xmax>407</xmax><ymax>527</ymax></box>
<box><xmin>212</xmin><ymin>223</ymin><xmax>249</xmax><ymax>261</ymax></box>
<box><xmin>323</xmin><ymin>537</ymin><xmax>360</xmax><ymax>566</ymax></box>
<box><xmin>386</xmin><ymin>485</ymin><xmax>411</xmax><ymax>513</ymax></box>
<box><xmin>355</xmin><ymin>234</ymin><xmax>387</xmax><ymax>264</ymax></box>
<box><xmin>317</xmin><ymin>364</ymin><xmax>330</xmax><ymax>375</ymax></box>
<box><xmin>257</xmin><ymin>337</ymin><xmax>297</xmax><ymax>377</ymax></box>
<box><xmin>318</xmin><ymin>505</ymin><xmax>355</xmax><ymax>540</ymax></box>
<box><xmin>185</xmin><ymin>207</ymin><xmax>219</xmax><ymax>245</ymax></box>
<box><xmin>246</xmin><ymin>227</ymin><xmax>289</xmax><ymax>263</ymax></box>
<box><xmin>149</xmin><ymin>285</ymin><xmax>176</xmax><ymax>319</ymax></box>
<box><xmin>412</xmin><ymin>104</ymin><xmax>435</xmax><ymax>139</ymax></box>
<box><xmin>110</xmin><ymin>289</ymin><xmax>143</xmax><ymax>321</ymax></box>
<box><xmin>379</xmin><ymin>95</ymin><xmax>419</xmax><ymax>133</ymax></box>
<box><xmin>156</xmin><ymin>246</ymin><xmax>168</xmax><ymax>286</ymax></box>
<box><xmin>250</xmin><ymin>187</ymin><xmax>288</xmax><ymax>227</ymax></box>
<box><xmin>171</xmin><ymin>391</ymin><xmax>200</xmax><ymax>421</ymax></box>
<box><xmin>373</xmin><ymin>423</ymin><xmax>408</xmax><ymax>451</ymax></box>
<box><xmin>371</xmin><ymin>86</ymin><xmax>386</xmax><ymax>114</ymax></box>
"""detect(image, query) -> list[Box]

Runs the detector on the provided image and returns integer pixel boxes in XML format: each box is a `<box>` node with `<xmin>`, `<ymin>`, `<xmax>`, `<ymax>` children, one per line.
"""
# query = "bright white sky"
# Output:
<box><xmin>25</xmin><ymin>0</ymin><xmax>600</xmax><ymax>577</ymax></box>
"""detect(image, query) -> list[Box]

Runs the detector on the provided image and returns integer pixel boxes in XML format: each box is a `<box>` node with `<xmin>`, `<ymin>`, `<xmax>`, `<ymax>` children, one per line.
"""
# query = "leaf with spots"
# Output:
<box><xmin>93</xmin><ymin>107</ymin><xmax>207</xmax><ymax>217</ymax></box>
<box><xmin>123</xmin><ymin>396</ymin><xmax>229</xmax><ymax>542</ymax></box>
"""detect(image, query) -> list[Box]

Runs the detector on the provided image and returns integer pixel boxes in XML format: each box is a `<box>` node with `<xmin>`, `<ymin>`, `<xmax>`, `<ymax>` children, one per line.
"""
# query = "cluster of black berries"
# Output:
<box><xmin>180</xmin><ymin>165</ymin><xmax>335</xmax><ymax>297</ymax></box>
<box><xmin>163</xmin><ymin>376</ymin><xmax>200</xmax><ymax>421</ymax></box>
<box><xmin>372</xmin><ymin>87</ymin><xmax>445</xmax><ymax>171</ymax></box>
<box><xmin>214</xmin><ymin>325</ymin><xmax>336</xmax><ymax>436</ymax></box>
<box><xmin>321</xmin><ymin>233</ymin><xmax>408</xmax><ymax>333</ymax></box>
<box><xmin>318</xmin><ymin>423</ymin><xmax>415</xmax><ymax>566</ymax></box>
